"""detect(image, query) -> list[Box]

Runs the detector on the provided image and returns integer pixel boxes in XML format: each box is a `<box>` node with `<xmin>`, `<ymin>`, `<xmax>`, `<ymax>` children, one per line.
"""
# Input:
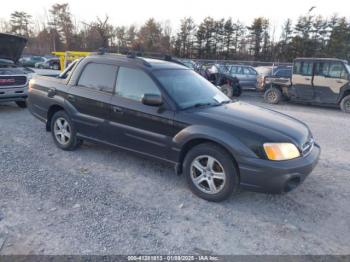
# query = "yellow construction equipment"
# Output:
<box><xmin>52</xmin><ymin>51</ymin><xmax>91</xmax><ymax>70</ymax></box>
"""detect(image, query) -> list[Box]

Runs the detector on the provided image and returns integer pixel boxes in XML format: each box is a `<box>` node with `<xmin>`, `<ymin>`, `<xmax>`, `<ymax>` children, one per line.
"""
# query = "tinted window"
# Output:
<box><xmin>154</xmin><ymin>69</ymin><xmax>229</xmax><ymax>109</ymax></box>
<box><xmin>78</xmin><ymin>63</ymin><xmax>117</xmax><ymax>93</ymax></box>
<box><xmin>116</xmin><ymin>67</ymin><xmax>160</xmax><ymax>101</ymax></box>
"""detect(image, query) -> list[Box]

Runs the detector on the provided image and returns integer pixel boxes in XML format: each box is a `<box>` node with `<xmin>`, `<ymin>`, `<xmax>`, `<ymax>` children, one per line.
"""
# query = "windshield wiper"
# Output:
<box><xmin>183</xmin><ymin>102</ymin><xmax>213</xmax><ymax>110</ymax></box>
<box><xmin>213</xmin><ymin>100</ymin><xmax>231</xmax><ymax>106</ymax></box>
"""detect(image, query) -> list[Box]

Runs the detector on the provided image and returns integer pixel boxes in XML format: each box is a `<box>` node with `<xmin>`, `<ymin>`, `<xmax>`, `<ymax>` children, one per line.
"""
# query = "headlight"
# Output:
<box><xmin>263</xmin><ymin>143</ymin><xmax>300</xmax><ymax>161</ymax></box>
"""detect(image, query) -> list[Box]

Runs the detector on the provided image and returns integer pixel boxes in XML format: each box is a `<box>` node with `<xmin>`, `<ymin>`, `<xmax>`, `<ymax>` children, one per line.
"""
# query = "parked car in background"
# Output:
<box><xmin>225</xmin><ymin>65</ymin><xmax>258</xmax><ymax>89</ymax></box>
<box><xmin>19</xmin><ymin>55</ymin><xmax>46</xmax><ymax>68</ymax></box>
<box><xmin>264</xmin><ymin>58</ymin><xmax>350</xmax><ymax>113</ymax></box>
<box><xmin>199</xmin><ymin>64</ymin><xmax>241</xmax><ymax>98</ymax></box>
<box><xmin>0</xmin><ymin>33</ymin><xmax>32</xmax><ymax>108</ymax></box>
<box><xmin>256</xmin><ymin>65</ymin><xmax>292</xmax><ymax>91</ymax></box>
<box><xmin>177</xmin><ymin>59</ymin><xmax>196</xmax><ymax>70</ymax></box>
<box><xmin>28</xmin><ymin>53</ymin><xmax>320</xmax><ymax>202</ymax></box>
<box><xmin>35</xmin><ymin>58</ymin><xmax>60</xmax><ymax>70</ymax></box>
<box><xmin>257</xmin><ymin>67</ymin><xmax>292</xmax><ymax>92</ymax></box>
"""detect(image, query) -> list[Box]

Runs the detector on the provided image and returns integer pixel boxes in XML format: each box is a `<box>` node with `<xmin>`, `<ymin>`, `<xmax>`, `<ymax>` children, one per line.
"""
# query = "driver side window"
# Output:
<box><xmin>115</xmin><ymin>67</ymin><xmax>161</xmax><ymax>101</ymax></box>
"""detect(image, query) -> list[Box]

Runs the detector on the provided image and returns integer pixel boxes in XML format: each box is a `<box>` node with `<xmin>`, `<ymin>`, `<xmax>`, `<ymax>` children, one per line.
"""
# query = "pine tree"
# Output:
<box><xmin>10</xmin><ymin>11</ymin><xmax>32</xmax><ymax>37</ymax></box>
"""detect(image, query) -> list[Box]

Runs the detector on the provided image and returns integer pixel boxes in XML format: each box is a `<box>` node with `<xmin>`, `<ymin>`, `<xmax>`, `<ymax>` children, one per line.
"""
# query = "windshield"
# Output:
<box><xmin>153</xmin><ymin>69</ymin><xmax>230</xmax><ymax>109</ymax></box>
<box><xmin>58</xmin><ymin>59</ymin><xmax>78</xmax><ymax>79</ymax></box>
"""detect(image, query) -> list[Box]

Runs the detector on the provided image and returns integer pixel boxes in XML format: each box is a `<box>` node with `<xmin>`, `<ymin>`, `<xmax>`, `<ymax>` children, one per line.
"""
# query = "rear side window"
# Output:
<box><xmin>328</xmin><ymin>62</ymin><xmax>348</xmax><ymax>79</ymax></box>
<box><xmin>243</xmin><ymin>67</ymin><xmax>253</xmax><ymax>75</ymax></box>
<box><xmin>301</xmin><ymin>62</ymin><xmax>313</xmax><ymax>76</ymax></box>
<box><xmin>294</xmin><ymin>61</ymin><xmax>313</xmax><ymax>76</ymax></box>
<box><xmin>314</xmin><ymin>62</ymin><xmax>330</xmax><ymax>77</ymax></box>
<box><xmin>230</xmin><ymin>66</ymin><xmax>238</xmax><ymax>74</ymax></box>
<box><xmin>315</xmin><ymin>62</ymin><xmax>348</xmax><ymax>79</ymax></box>
<box><xmin>115</xmin><ymin>67</ymin><xmax>160</xmax><ymax>101</ymax></box>
<box><xmin>275</xmin><ymin>69</ymin><xmax>291</xmax><ymax>77</ymax></box>
<box><xmin>78</xmin><ymin>63</ymin><xmax>118</xmax><ymax>93</ymax></box>
<box><xmin>236</xmin><ymin>66</ymin><xmax>244</xmax><ymax>74</ymax></box>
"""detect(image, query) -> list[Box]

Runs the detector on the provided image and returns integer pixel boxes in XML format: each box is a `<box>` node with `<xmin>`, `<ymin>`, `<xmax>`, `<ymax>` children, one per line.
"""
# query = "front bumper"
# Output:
<box><xmin>0</xmin><ymin>86</ymin><xmax>28</xmax><ymax>102</ymax></box>
<box><xmin>238</xmin><ymin>143</ymin><xmax>321</xmax><ymax>194</ymax></box>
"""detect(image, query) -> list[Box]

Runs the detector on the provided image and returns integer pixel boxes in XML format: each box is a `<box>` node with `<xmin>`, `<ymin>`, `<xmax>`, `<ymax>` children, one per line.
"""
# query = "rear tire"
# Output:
<box><xmin>220</xmin><ymin>84</ymin><xmax>233</xmax><ymax>98</ymax></box>
<box><xmin>264</xmin><ymin>87</ymin><xmax>282</xmax><ymax>104</ymax></box>
<box><xmin>340</xmin><ymin>95</ymin><xmax>350</xmax><ymax>113</ymax></box>
<box><xmin>184</xmin><ymin>143</ymin><xmax>239</xmax><ymax>202</ymax></box>
<box><xmin>51</xmin><ymin>110</ymin><xmax>81</xmax><ymax>151</ymax></box>
<box><xmin>16</xmin><ymin>101</ymin><xmax>27</xmax><ymax>108</ymax></box>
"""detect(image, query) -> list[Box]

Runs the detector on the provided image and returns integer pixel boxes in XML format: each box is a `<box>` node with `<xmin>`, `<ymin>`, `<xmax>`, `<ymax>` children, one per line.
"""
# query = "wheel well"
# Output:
<box><xmin>270</xmin><ymin>84</ymin><xmax>283</xmax><ymax>92</ymax></box>
<box><xmin>341</xmin><ymin>90</ymin><xmax>350</xmax><ymax>100</ymax></box>
<box><xmin>178</xmin><ymin>138</ymin><xmax>240</xmax><ymax>177</ymax></box>
<box><xmin>46</xmin><ymin>105</ymin><xmax>64</xmax><ymax>131</ymax></box>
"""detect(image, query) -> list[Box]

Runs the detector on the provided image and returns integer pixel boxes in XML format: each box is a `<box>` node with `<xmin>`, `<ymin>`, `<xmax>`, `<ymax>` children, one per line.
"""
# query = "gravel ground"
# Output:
<box><xmin>0</xmin><ymin>92</ymin><xmax>349</xmax><ymax>255</ymax></box>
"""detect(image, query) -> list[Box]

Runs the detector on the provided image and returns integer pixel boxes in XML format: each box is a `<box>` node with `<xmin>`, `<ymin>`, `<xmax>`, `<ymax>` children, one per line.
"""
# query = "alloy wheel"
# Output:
<box><xmin>190</xmin><ymin>155</ymin><xmax>226</xmax><ymax>194</ymax></box>
<box><xmin>53</xmin><ymin>117</ymin><xmax>71</xmax><ymax>145</ymax></box>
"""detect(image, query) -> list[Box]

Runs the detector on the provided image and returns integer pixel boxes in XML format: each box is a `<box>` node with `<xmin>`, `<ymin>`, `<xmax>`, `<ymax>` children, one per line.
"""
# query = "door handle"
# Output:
<box><xmin>336</xmin><ymin>80</ymin><xmax>344</xmax><ymax>84</ymax></box>
<box><xmin>67</xmin><ymin>94</ymin><xmax>76</xmax><ymax>102</ymax></box>
<box><xmin>47</xmin><ymin>88</ymin><xmax>56</xmax><ymax>98</ymax></box>
<box><xmin>305</xmin><ymin>78</ymin><xmax>311</xmax><ymax>81</ymax></box>
<box><xmin>112</xmin><ymin>106</ymin><xmax>124</xmax><ymax>114</ymax></box>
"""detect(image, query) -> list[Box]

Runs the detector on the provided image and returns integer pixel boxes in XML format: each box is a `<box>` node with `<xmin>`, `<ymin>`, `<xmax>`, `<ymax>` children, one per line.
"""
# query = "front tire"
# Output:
<box><xmin>184</xmin><ymin>143</ymin><xmax>239</xmax><ymax>202</ymax></box>
<box><xmin>51</xmin><ymin>111</ymin><xmax>81</xmax><ymax>150</ymax></box>
<box><xmin>264</xmin><ymin>87</ymin><xmax>282</xmax><ymax>104</ymax></box>
<box><xmin>15</xmin><ymin>101</ymin><xmax>27</xmax><ymax>108</ymax></box>
<box><xmin>340</xmin><ymin>95</ymin><xmax>350</xmax><ymax>113</ymax></box>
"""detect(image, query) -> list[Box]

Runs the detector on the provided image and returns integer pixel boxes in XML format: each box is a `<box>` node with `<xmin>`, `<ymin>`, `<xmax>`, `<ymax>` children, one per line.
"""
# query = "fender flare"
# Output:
<box><xmin>173</xmin><ymin>125</ymin><xmax>258</xmax><ymax>164</ymax></box>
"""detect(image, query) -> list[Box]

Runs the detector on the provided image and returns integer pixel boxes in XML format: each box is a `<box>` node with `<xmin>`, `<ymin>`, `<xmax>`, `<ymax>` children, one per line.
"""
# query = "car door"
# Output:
<box><xmin>292</xmin><ymin>61</ymin><xmax>314</xmax><ymax>100</ymax></box>
<box><xmin>273</xmin><ymin>69</ymin><xmax>292</xmax><ymax>86</ymax></box>
<box><xmin>108</xmin><ymin>66</ymin><xmax>175</xmax><ymax>160</ymax></box>
<box><xmin>230</xmin><ymin>66</ymin><xmax>246</xmax><ymax>86</ymax></box>
<box><xmin>313</xmin><ymin>61</ymin><xmax>349</xmax><ymax>103</ymax></box>
<box><xmin>243</xmin><ymin>67</ymin><xmax>258</xmax><ymax>87</ymax></box>
<box><xmin>67</xmin><ymin>62</ymin><xmax>117</xmax><ymax>141</ymax></box>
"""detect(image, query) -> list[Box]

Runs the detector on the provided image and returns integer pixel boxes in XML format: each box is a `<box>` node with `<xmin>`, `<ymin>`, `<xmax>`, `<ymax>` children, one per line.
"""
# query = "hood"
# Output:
<box><xmin>192</xmin><ymin>101</ymin><xmax>311</xmax><ymax>147</ymax></box>
<box><xmin>0</xmin><ymin>33</ymin><xmax>27</xmax><ymax>63</ymax></box>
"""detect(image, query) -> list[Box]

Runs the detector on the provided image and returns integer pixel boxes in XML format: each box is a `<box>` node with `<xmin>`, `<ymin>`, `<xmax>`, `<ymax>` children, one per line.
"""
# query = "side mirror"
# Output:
<box><xmin>141</xmin><ymin>93</ymin><xmax>163</xmax><ymax>106</ymax></box>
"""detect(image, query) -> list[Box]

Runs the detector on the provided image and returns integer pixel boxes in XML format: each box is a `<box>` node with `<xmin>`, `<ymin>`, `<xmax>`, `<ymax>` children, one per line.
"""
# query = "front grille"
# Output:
<box><xmin>0</xmin><ymin>75</ymin><xmax>27</xmax><ymax>87</ymax></box>
<box><xmin>302</xmin><ymin>138</ymin><xmax>314</xmax><ymax>156</ymax></box>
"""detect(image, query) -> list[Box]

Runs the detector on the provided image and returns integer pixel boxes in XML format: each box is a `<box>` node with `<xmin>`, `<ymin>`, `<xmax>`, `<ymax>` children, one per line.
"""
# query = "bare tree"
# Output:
<box><xmin>83</xmin><ymin>16</ymin><xmax>115</xmax><ymax>48</ymax></box>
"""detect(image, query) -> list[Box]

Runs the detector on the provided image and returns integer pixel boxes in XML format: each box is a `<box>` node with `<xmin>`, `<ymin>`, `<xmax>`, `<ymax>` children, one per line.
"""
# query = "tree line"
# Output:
<box><xmin>1</xmin><ymin>3</ymin><xmax>349</xmax><ymax>62</ymax></box>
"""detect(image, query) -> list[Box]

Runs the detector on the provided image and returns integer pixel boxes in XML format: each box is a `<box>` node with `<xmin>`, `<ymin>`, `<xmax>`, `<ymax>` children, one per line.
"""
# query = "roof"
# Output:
<box><xmin>294</xmin><ymin>57</ymin><xmax>348</xmax><ymax>64</ymax></box>
<box><xmin>87</xmin><ymin>53</ymin><xmax>188</xmax><ymax>70</ymax></box>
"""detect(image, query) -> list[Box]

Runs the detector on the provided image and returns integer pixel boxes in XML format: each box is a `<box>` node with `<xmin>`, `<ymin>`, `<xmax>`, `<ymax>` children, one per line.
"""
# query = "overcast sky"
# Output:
<box><xmin>0</xmin><ymin>0</ymin><xmax>348</xmax><ymax>36</ymax></box>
